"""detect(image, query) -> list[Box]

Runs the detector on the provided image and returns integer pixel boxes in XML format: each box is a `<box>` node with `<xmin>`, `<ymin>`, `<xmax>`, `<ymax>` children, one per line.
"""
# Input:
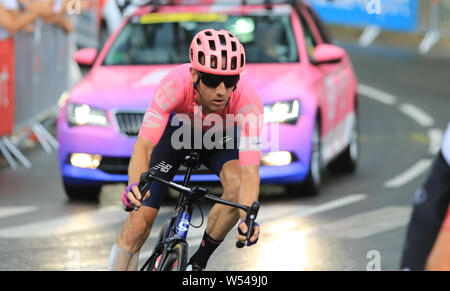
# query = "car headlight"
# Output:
<box><xmin>264</xmin><ymin>100</ymin><xmax>300</xmax><ymax>124</ymax></box>
<box><xmin>67</xmin><ymin>104</ymin><xmax>109</xmax><ymax>127</ymax></box>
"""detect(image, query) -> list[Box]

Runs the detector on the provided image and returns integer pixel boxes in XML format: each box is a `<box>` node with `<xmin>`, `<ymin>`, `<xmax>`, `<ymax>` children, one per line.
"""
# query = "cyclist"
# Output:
<box><xmin>108</xmin><ymin>29</ymin><xmax>263</xmax><ymax>271</ymax></box>
<box><xmin>401</xmin><ymin>122</ymin><xmax>450</xmax><ymax>271</ymax></box>
<box><xmin>425</xmin><ymin>122</ymin><xmax>450</xmax><ymax>270</ymax></box>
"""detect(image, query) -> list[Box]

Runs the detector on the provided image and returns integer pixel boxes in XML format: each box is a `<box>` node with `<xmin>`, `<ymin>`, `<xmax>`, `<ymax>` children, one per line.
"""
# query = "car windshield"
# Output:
<box><xmin>103</xmin><ymin>12</ymin><xmax>299</xmax><ymax>65</ymax></box>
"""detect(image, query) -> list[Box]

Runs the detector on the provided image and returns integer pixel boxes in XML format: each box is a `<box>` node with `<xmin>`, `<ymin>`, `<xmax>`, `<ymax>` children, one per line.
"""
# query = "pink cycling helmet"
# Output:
<box><xmin>189</xmin><ymin>29</ymin><xmax>246</xmax><ymax>75</ymax></box>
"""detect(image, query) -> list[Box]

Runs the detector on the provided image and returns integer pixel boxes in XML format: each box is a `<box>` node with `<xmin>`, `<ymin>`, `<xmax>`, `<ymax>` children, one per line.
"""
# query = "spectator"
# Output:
<box><xmin>43</xmin><ymin>0</ymin><xmax>74</xmax><ymax>33</ymax></box>
<box><xmin>15</xmin><ymin>0</ymin><xmax>74</xmax><ymax>34</ymax></box>
<box><xmin>0</xmin><ymin>0</ymin><xmax>51</xmax><ymax>38</ymax></box>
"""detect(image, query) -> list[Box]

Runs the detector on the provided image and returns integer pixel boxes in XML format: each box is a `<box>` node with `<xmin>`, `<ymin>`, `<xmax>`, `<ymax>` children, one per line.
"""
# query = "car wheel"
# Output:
<box><xmin>328</xmin><ymin>114</ymin><xmax>359</xmax><ymax>174</ymax></box>
<box><xmin>303</xmin><ymin>120</ymin><xmax>322</xmax><ymax>195</ymax></box>
<box><xmin>63</xmin><ymin>182</ymin><xmax>102</xmax><ymax>201</ymax></box>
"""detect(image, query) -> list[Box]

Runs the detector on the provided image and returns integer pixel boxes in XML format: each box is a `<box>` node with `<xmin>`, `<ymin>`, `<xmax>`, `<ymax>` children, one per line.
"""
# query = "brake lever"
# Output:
<box><xmin>236</xmin><ymin>201</ymin><xmax>260</xmax><ymax>248</ymax></box>
<box><xmin>128</xmin><ymin>169</ymin><xmax>157</xmax><ymax>212</ymax></box>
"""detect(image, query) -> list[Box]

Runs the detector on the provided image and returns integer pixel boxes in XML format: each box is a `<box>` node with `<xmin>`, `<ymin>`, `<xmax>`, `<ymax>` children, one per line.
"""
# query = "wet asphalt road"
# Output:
<box><xmin>0</xmin><ymin>43</ymin><xmax>449</xmax><ymax>271</ymax></box>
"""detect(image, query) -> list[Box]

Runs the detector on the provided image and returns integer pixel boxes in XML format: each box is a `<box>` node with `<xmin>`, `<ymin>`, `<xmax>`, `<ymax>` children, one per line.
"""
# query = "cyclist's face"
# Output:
<box><xmin>190</xmin><ymin>67</ymin><xmax>234</xmax><ymax>114</ymax></box>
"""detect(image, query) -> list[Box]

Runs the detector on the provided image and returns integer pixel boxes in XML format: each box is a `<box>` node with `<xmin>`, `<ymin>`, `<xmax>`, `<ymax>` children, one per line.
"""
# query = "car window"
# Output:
<box><xmin>103</xmin><ymin>12</ymin><xmax>299</xmax><ymax>65</ymax></box>
<box><xmin>304</xmin><ymin>5</ymin><xmax>333</xmax><ymax>44</ymax></box>
<box><xmin>299</xmin><ymin>13</ymin><xmax>318</xmax><ymax>61</ymax></box>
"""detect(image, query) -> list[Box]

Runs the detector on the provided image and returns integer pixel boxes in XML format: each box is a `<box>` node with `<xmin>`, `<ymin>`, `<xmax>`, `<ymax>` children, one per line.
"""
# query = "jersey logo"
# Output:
<box><xmin>153</xmin><ymin>161</ymin><xmax>173</xmax><ymax>173</ymax></box>
<box><xmin>142</xmin><ymin>109</ymin><xmax>162</xmax><ymax>128</ymax></box>
<box><xmin>154</xmin><ymin>80</ymin><xmax>176</xmax><ymax>110</ymax></box>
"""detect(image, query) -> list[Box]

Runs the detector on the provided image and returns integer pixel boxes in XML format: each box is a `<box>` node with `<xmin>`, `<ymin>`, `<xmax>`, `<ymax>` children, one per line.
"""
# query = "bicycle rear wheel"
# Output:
<box><xmin>160</xmin><ymin>242</ymin><xmax>188</xmax><ymax>271</ymax></box>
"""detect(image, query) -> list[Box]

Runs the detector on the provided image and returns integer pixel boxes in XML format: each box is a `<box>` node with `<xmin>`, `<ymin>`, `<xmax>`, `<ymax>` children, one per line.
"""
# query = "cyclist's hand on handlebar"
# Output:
<box><xmin>122</xmin><ymin>183</ymin><xmax>150</xmax><ymax>209</ymax></box>
<box><xmin>236</xmin><ymin>220</ymin><xmax>260</xmax><ymax>246</ymax></box>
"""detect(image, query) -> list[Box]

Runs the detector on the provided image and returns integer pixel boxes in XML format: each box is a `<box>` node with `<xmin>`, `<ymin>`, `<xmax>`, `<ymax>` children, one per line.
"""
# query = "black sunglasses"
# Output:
<box><xmin>196</xmin><ymin>71</ymin><xmax>240</xmax><ymax>89</ymax></box>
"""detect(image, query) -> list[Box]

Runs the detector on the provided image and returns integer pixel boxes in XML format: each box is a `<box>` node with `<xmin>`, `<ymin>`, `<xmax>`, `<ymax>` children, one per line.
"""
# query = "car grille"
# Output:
<box><xmin>115</xmin><ymin>111</ymin><xmax>145</xmax><ymax>136</ymax></box>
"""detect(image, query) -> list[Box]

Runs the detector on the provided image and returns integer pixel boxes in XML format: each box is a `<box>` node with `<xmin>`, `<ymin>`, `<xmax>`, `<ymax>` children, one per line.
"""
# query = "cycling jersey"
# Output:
<box><xmin>442</xmin><ymin>122</ymin><xmax>450</xmax><ymax>166</ymax></box>
<box><xmin>138</xmin><ymin>63</ymin><xmax>264</xmax><ymax>166</ymax></box>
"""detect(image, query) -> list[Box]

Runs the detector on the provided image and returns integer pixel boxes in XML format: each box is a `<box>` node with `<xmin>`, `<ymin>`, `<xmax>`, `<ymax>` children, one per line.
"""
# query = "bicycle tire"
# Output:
<box><xmin>160</xmin><ymin>242</ymin><xmax>188</xmax><ymax>271</ymax></box>
<box><xmin>143</xmin><ymin>220</ymin><xmax>171</xmax><ymax>271</ymax></box>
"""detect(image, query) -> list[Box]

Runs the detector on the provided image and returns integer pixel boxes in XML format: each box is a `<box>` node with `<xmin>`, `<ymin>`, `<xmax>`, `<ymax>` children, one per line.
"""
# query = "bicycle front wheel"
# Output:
<box><xmin>160</xmin><ymin>242</ymin><xmax>188</xmax><ymax>271</ymax></box>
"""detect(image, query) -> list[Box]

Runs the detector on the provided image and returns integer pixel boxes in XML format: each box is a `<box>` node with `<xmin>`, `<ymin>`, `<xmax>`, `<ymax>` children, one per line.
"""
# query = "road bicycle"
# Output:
<box><xmin>126</xmin><ymin>151</ymin><xmax>260</xmax><ymax>271</ymax></box>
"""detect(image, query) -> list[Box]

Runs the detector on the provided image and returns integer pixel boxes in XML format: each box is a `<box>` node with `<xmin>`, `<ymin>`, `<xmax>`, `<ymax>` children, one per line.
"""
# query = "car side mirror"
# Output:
<box><xmin>74</xmin><ymin>48</ymin><xmax>98</xmax><ymax>68</ymax></box>
<box><xmin>312</xmin><ymin>44</ymin><xmax>345</xmax><ymax>65</ymax></box>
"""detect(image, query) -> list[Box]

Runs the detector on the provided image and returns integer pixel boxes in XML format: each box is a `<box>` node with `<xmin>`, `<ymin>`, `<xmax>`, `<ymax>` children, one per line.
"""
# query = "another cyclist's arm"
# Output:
<box><xmin>426</xmin><ymin>206</ymin><xmax>450</xmax><ymax>270</ymax></box>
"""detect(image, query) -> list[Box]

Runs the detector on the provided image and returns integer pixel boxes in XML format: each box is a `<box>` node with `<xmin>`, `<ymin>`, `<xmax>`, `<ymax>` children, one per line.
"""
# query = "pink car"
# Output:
<box><xmin>57</xmin><ymin>0</ymin><xmax>359</xmax><ymax>200</ymax></box>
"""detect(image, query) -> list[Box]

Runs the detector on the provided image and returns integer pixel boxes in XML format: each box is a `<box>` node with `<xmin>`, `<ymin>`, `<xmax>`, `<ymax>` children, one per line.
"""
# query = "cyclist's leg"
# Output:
<box><xmin>110</xmin><ymin>119</ymin><xmax>186</xmax><ymax>270</ymax></box>
<box><xmin>400</xmin><ymin>151</ymin><xmax>450</xmax><ymax>270</ymax></box>
<box><xmin>188</xmin><ymin>129</ymin><xmax>240</xmax><ymax>269</ymax></box>
<box><xmin>203</xmin><ymin>127</ymin><xmax>241</xmax><ymax>240</ymax></box>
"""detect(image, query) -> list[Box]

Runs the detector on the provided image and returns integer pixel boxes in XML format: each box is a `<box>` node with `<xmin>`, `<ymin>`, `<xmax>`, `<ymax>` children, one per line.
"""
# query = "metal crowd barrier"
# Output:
<box><xmin>0</xmin><ymin>21</ymin><xmax>70</xmax><ymax>169</ymax></box>
<box><xmin>419</xmin><ymin>0</ymin><xmax>450</xmax><ymax>53</ymax></box>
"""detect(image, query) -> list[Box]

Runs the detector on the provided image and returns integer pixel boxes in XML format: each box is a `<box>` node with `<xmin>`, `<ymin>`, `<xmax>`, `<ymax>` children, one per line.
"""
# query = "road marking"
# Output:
<box><xmin>357</xmin><ymin>84</ymin><xmax>398</xmax><ymax>105</ymax></box>
<box><xmin>428</xmin><ymin>128</ymin><xmax>443</xmax><ymax>155</ymax></box>
<box><xmin>282</xmin><ymin>194</ymin><xmax>368</xmax><ymax>220</ymax></box>
<box><xmin>398</xmin><ymin>103</ymin><xmax>434</xmax><ymax>127</ymax></box>
<box><xmin>306</xmin><ymin>206</ymin><xmax>412</xmax><ymax>239</ymax></box>
<box><xmin>384</xmin><ymin>159</ymin><xmax>432</xmax><ymax>188</ymax></box>
<box><xmin>0</xmin><ymin>206</ymin><xmax>37</xmax><ymax>219</ymax></box>
<box><xmin>0</xmin><ymin>206</ymin><xmax>171</xmax><ymax>238</ymax></box>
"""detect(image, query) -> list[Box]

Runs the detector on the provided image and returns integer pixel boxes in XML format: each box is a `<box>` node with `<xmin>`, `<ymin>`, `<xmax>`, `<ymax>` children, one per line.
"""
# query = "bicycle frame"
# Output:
<box><xmin>138</xmin><ymin>151</ymin><xmax>259</xmax><ymax>271</ymax></box>
<box><xmin>140</xmin><ymin>155</ymin><xmax>199</xmax><ymax>271</ymax></box>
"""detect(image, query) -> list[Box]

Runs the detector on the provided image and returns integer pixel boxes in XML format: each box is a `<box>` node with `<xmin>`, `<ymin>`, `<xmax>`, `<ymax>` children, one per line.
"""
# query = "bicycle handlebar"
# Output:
<box><xmin>129</xmin><ymin>169</ymin><xmax>260</xmax><ymax>248</ymax></box>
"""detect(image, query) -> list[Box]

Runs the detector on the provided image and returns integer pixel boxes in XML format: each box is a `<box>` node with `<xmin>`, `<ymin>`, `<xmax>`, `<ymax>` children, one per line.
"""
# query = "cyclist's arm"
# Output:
<box><xmin>234</xmin><ymin>78</ymin><xmax>264</xmax><ymax>220</ymax></box>
<box><xmin>126</xmin><ymin>73</ymin><xmax>183</xmax><ymax>206</ymax></box>
<box><xmin>126</xmin><ymin>137</ymin><xmax>155</xmax><ymax>202</ymax></box>
<box><xmin>238</xmin><ymin>164</ymin><xmax>260</xmax><ymax>220</ymax></box>
<box><xmin>426</xmin><ymin>207</ymin><xmax>450</xmax><ymax>271</ymax></box>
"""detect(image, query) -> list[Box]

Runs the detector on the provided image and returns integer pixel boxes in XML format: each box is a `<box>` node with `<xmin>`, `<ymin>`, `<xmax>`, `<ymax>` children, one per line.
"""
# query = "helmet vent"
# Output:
<box><xmin>196</xmin><ymin>37</ymin><xmax>201</xmax><ymax>45</ymax></box>
<box><xmin>240</xmin><ymin>54</ymin><xmax>244</xmax><ymax>68</ymax></box>
<box><xmin>231</xmin><ymin>57</ymin><xmax>237</xmax><ymax>70</ymax></box>
<box><xmin>209</xmin><ymin>40</ymin><xmax>216</xmax><ymax>51</ymax></box>
<box><xmin>198</xmin><ymin>51</ymin><xmax>205</xmax><ymax>65</ymax></box>
<box><xmin>231</xmin><ymin>41</ymin><xmax>236</xmax><ymax>52</ymax></box>
<box><xmin>211</xmin><ymin>55</ymin><xmax>217</xmax><ymax>69</ymax></box>
<box><xmin>205</xmin><ymin>30</ymin><xmax>212</xmax><ymax>36</ymax></box>
<box><xmin>219</xmin><ymin>34</ymin><xmax>226</xmax><ymax>46</ymax></box>
<box><xmin>221</xmin><ymin>50</ymin><xmax>227</xmax><ymax>70</ymax></box>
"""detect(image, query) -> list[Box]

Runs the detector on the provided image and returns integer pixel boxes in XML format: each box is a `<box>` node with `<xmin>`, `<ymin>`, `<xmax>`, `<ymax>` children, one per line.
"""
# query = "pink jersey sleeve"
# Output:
<box><xmin>138</xmin><ymin>68</ymin><xmax>186</xmax><ymax>146</ymax></box>
<box><xmin>232</xmin><ymin>77</ymin><xmax>264</xmax><ymax>166</ymax></box>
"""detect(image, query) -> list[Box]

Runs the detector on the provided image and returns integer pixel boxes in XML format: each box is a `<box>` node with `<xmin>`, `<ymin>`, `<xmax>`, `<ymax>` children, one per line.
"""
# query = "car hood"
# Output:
<box><xmin>68</xmin><ymin>65</ymin><xmax>178</xmax><ymax>109</ymax></box>
<box><xmin>68</xmin><ymin>63</ymin><xmax>307</xmax><ymax>109</ymax></box>
<box><xmin>242</xmin><ymin>63</ymin><xmax>308</xmax><ymax>104</ymax></box>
